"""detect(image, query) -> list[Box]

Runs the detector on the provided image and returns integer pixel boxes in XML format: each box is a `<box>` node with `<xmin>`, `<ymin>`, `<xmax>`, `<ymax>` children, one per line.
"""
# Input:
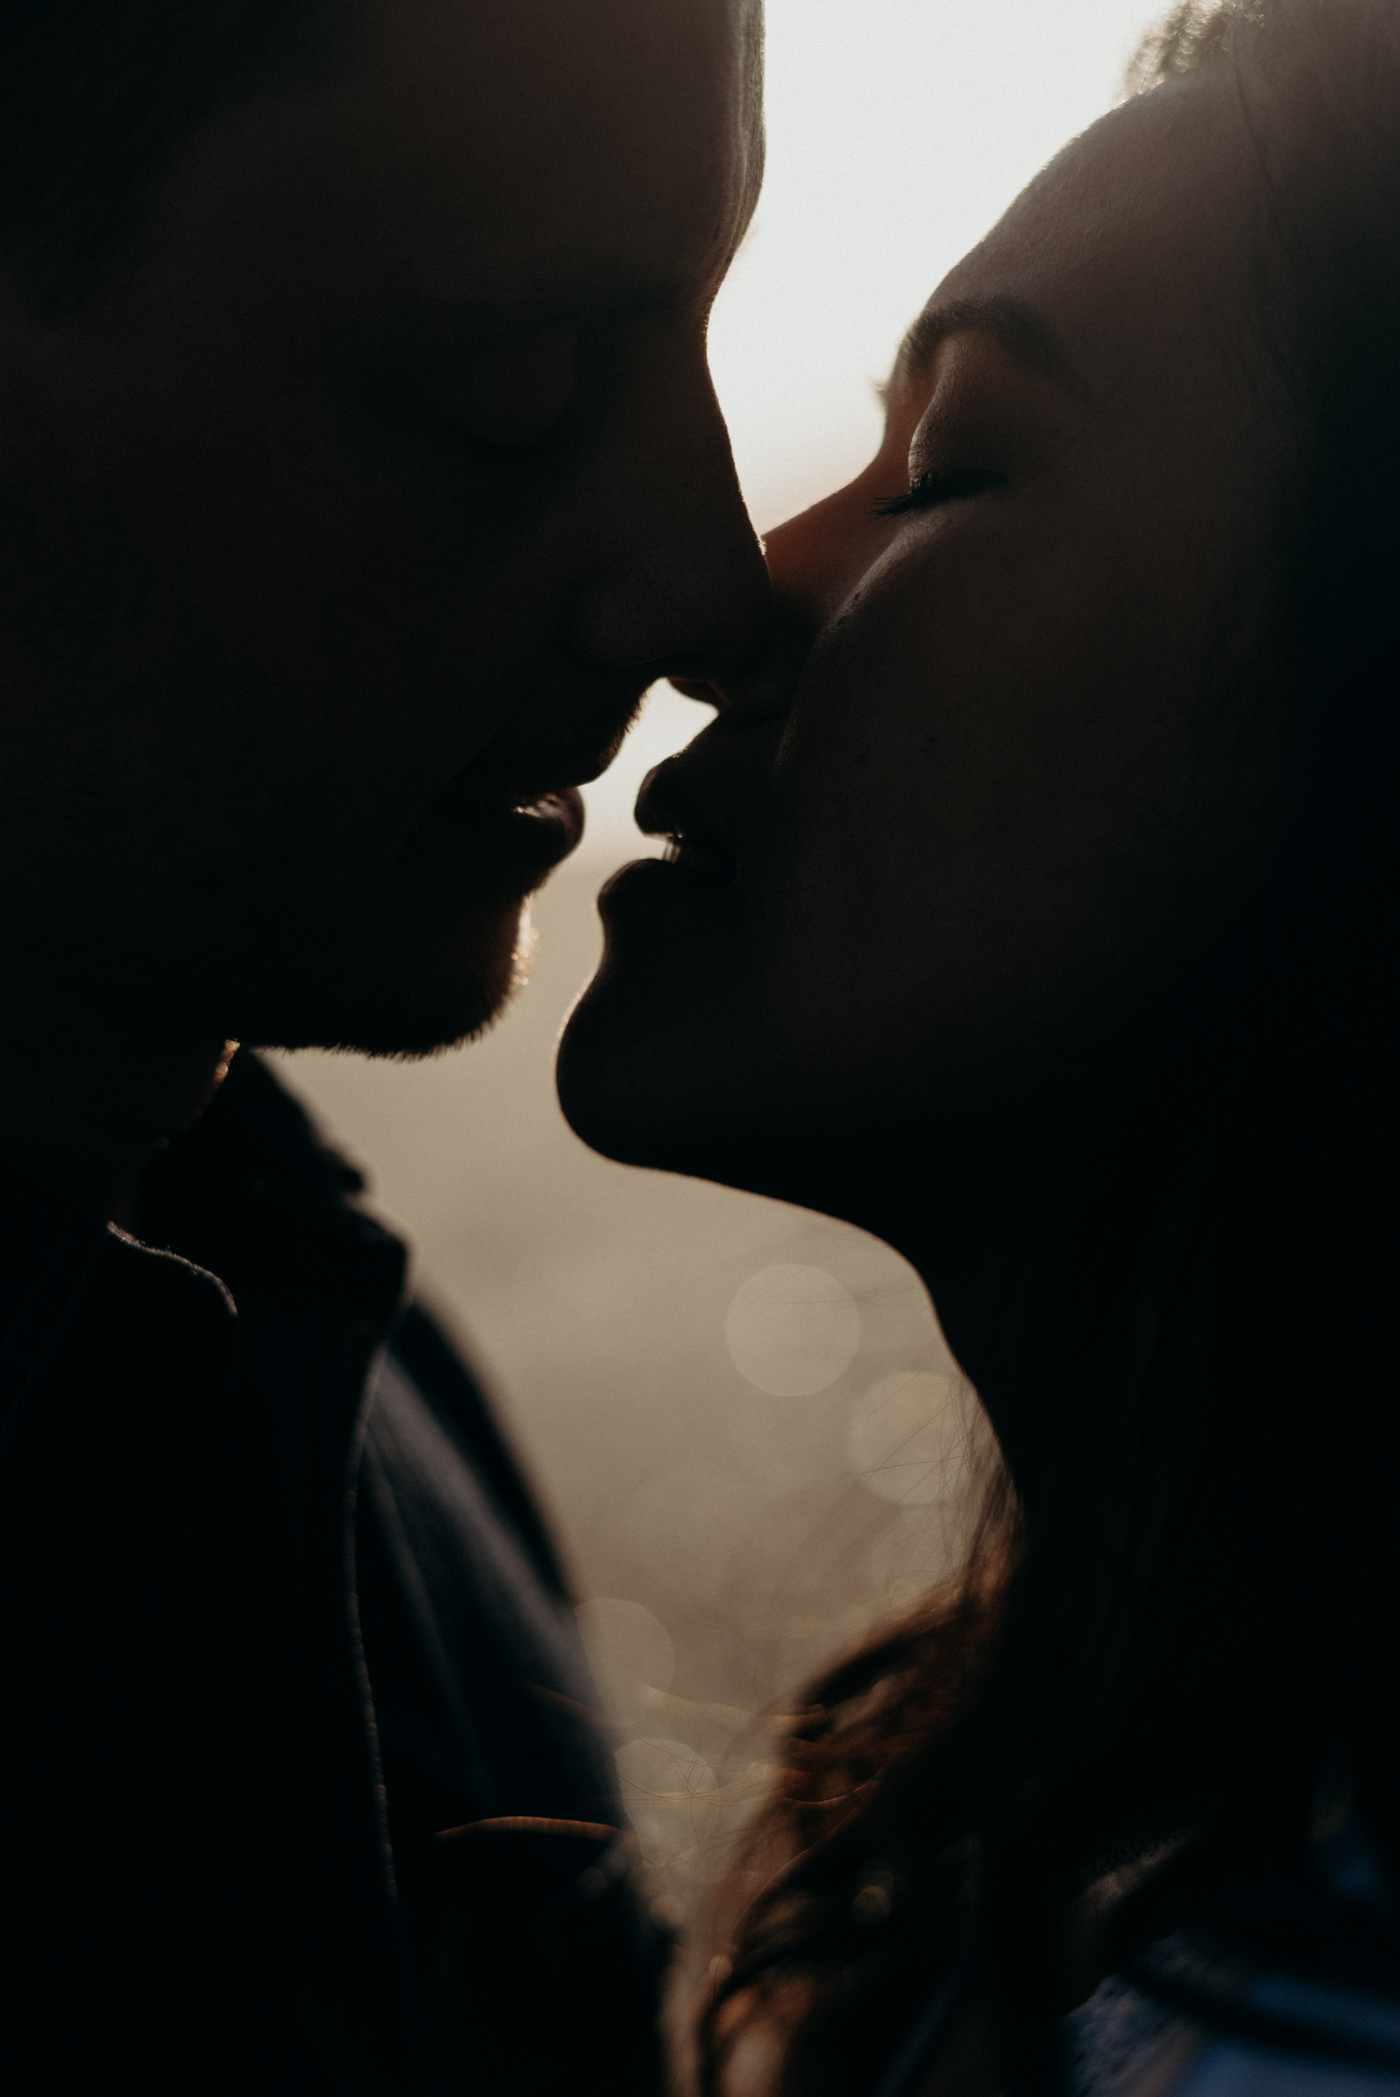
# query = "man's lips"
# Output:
<box><xmin>484</xmin><ymin>783</ymin><xmax>586</xmax><ymax>864</ymax></box>
<box><xmin>509</xmin><ymin>784</ymin><xmax>585</xmax><ymax>848</ymax></box>
<box><xmin>424</xmin><ymin>779</ymin><xmax>586</xmax><ymax>878</ymax></box>
<box><xmin>420</xmin><ymin>666</ymin><xmax>651</xmax><ymax>868</ymax></box>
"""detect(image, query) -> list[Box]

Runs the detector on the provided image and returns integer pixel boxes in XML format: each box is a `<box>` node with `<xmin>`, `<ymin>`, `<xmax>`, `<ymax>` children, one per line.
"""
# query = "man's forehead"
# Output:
<box><xmin>362</xmin><ymin>257</ymin><xmax>722</xmax><ymax>354</ymax></box>
<box><xmin>369</xmin><ymin>198</ymin><xmax>757</xmax><ymax>344</ymax></box>
<box><xmin>369</xmin><ymin>1</ymin><xmax>757</xmax><ymax>275</ymax></box>
<box><xmin>359</xmin><ymin>0</ymin><xmax>759</xmax><ymax>176</ymax></box>
<box><xmin>135</xmin><ymin>0</ymin><xmax>762</xmax><ymax>339</ymax></box>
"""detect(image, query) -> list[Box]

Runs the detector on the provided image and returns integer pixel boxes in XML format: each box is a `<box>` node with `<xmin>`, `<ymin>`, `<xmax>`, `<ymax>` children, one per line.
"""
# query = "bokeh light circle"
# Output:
<box><xmin>847</xmin><ymin>1369</ymin><xmax>968</xmax><ymax>1506</ymax></box>
<box><xmin>576</xmin><ymin>1596</ymin><xmax>675</xmax><ymax>1724</ymax></box>
<box><xmin>725</xmin><ymin>1263</ymin><xmax>861</xmax><ymax>1395</ymax></box>
<box><xmin>615</xmin><ymin>1737</ymin><xmax>721</xmax><ymax>1863</ymax></box>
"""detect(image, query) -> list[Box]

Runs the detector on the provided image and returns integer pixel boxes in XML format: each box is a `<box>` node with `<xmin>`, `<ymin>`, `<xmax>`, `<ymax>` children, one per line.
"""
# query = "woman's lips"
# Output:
<box><xmin>661</xmin><ymin>833</ymin><xmax>732</xmax><ymax>876</ymax></box>
<box><xmin>598</xmin><ymin>841</ymin><xmax>735</xmax><ymax>929</ymax></box>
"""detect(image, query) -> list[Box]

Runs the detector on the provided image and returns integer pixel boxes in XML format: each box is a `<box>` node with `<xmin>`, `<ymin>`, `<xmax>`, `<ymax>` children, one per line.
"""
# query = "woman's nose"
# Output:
<box><xmin>674</xmin><ymin>480</ymin><xmax>872</xmax><ymax>720</ymax></box>
<box><xmin>760</xmin><ymin>481</ymin><xmax>871</xmax><ymax>628</ymax></box>
<box><xmin>669</xmin><ymin>591</ymin><xmax>812</xmax><ymax>720</ymax></box>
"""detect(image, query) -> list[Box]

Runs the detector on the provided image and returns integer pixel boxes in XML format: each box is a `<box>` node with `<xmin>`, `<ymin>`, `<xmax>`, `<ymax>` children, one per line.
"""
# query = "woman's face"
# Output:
<box><xmin>559</xmin><ymin>68</ymin><xmax>1298</xmax><ymax>1205</ymax></box>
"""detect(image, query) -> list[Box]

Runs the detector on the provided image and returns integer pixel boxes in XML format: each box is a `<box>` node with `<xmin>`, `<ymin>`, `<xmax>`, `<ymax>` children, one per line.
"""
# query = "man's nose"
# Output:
<box><xmin>565</xmin><ymin>352</ymin><xmax>774</xmax><ymax>681</ymax></box>
<box><xmin>666</xmin><ymin>479</ymin><xmax>866</xmax><ymax>722</ymax></box>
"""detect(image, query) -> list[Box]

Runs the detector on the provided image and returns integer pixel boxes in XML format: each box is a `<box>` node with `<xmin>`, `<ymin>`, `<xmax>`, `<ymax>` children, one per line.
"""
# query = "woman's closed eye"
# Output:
<box><xmin>873</xmin><ymin>464</ymin><xmax>1007</xmax><ymax>519</ymax></box>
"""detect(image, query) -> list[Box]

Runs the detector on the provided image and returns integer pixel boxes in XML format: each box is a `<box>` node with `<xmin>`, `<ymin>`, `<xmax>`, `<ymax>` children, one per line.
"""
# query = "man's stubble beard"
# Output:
<box><xmin>0</xmin><ymin>461</ymin><xmax>547</xmax><ymax>1065</ymax></box>
<box><xmin>241</xmin><ymin>891</ymin><xmax>541</xmax><ymax>1060</ymax></box>
<box><xmin>0</xmin><ymin>754</ymin><xmax>542</xmax><ymax>1065</ymax></box>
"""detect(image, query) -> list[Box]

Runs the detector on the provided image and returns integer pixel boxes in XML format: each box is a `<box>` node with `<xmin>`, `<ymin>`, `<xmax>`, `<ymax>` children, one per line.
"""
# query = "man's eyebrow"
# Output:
<box><xmin>895</xmin><ymin>295</ymin><xmax>1088</xmax><ymax>398</ymax></box>
<box><xmin>367</xmin><ymin>258</ymin><xmax>698</xmax><ymax>353</ymax></box>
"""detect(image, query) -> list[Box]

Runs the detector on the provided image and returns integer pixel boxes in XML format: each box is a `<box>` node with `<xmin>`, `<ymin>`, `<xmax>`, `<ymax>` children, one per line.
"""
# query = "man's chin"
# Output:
<box><xmin>255</xmin><ymin>1008</ymin><xmax>496</xmax><ymax>1062</ymax></box>
<box><xmin>243</xmin><ymin>904</ymin><xmax>530</xmax><ymax>1060</ymax></box>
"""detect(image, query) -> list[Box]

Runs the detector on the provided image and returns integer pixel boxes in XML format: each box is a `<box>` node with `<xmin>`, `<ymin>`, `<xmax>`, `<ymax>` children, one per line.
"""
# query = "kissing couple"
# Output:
<box><xmin>2</xmin><ymin>3</ymin><xmax>1398</xmax><ymax>2096</ymax></box>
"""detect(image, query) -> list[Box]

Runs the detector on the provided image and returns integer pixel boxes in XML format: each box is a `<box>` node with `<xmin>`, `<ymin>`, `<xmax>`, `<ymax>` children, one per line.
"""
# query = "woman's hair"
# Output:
<box><xmin>699</xmin><ymin>5</ymin><xmax>1400</xmax><ymax>2091</ymax></box>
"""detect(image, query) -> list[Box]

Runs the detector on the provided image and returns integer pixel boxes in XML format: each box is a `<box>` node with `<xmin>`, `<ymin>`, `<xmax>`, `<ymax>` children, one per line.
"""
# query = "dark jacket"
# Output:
<box><xmin>0</xmin><ymin>1053</ymin><xmax>664</xmax><ymax>2095</ymax></box>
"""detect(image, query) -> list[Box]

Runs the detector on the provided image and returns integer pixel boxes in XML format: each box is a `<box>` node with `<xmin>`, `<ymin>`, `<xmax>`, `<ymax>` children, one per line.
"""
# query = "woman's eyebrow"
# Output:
<box><xmin>896</xmin><ymin>294</ymin><xmax>1089</xmax><ymax>398</ymax></box>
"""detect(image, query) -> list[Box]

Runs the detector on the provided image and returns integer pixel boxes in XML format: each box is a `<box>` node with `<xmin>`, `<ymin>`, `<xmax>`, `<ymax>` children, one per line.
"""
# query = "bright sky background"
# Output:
<box><xmin>583</xmin><ymin>0</ymin><xmax>1161</xmax><ymax>846</ymax></box>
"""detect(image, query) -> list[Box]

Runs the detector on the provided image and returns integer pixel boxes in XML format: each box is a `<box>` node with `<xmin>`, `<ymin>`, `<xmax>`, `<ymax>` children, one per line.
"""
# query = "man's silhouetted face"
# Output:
<box><xmin>0</xmin><ymin>0</ymin><xmax>769</xmax><ymax>1055</ymax></box>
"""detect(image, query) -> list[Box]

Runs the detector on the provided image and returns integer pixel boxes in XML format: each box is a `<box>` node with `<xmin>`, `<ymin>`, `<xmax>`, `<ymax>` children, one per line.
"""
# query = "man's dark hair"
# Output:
<box><xmin>0</xmin><ymin>1</ymin><xmax>335</xmax><ymax>307</ymax></box>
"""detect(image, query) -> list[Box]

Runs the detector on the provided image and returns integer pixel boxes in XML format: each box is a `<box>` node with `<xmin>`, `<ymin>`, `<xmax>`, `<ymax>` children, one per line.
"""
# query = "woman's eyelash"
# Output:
<box><xmin>873</xmin><ymin>465</ymin><xmax>1007</xmax><ymax>518</ymax></box>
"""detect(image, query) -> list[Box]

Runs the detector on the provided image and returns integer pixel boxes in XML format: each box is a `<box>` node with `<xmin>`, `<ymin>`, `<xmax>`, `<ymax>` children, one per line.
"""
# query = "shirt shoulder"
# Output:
<box><xmin>1069</xmin><ymin>1957</ymin><xmax>1400</xmax><ymax>2097</ymax></box>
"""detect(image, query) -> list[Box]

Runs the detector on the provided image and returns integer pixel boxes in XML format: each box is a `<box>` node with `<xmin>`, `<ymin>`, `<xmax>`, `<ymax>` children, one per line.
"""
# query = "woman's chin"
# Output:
<box><xmin>555</xmin><ymin>972</ymin><xmax>772</xmax><ymax>1189</ymax></box>
<box><xmin>556</xmin><ymin>980</ymin><xmax>702</xmax><ymax>1171</ymax></box>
